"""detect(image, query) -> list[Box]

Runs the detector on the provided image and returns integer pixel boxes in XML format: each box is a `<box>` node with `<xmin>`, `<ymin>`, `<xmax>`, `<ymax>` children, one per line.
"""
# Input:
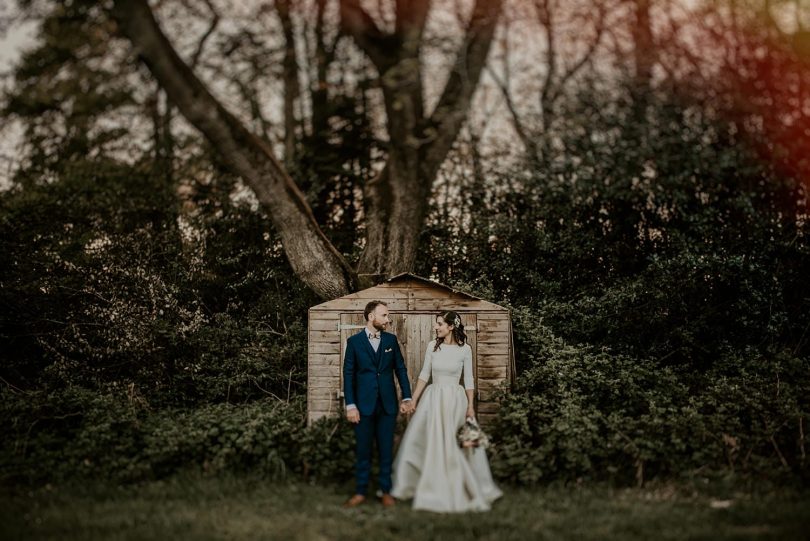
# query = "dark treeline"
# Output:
<box><xmin>1</xmin><ymin>0</ymin><xmax>808</xmax><ymax>487</ymax></box>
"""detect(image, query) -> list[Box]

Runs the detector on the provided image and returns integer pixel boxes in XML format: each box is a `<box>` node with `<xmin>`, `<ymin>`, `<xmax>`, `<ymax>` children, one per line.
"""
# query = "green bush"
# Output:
<box><xmin>488</xmin><ymin>309</ymin><xmax>809</xmax><ymax>486</ymax></box>
<box><xmin>0</xmin><ymin>389</ymin><xmax>355</xmax><ymax>485</ymax></box>
<box><xmin>0</xmin><ymin>157</ymin><xmax>316</xmax><ymax>409</ymax></box>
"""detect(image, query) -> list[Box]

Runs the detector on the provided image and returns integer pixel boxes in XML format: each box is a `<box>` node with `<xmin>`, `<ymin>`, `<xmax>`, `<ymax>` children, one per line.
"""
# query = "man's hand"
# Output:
<box><xmin>400</xmin><ymin>401</ymin><xmax>415</xmax><ymax>415</ymax></box>
<box><xmin>346</xmin><ymin>408</ymin><xmax>360</xmax><ymax>424</ymax></box>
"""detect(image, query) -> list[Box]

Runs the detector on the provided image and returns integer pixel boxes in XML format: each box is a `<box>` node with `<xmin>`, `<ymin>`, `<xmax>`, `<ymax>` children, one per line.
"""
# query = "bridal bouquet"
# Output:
<box><xmin>457</xmin><ymin>417</ymin><xmax>491</xmax><ymax>450</ymax></box>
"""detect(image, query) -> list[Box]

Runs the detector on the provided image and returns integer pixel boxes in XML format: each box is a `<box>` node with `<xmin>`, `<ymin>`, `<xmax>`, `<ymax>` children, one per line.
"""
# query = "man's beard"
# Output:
<box><xmin>372</xmin><ymin>320</ymin><xmax>386</xmax><ymax>331</ymax></box>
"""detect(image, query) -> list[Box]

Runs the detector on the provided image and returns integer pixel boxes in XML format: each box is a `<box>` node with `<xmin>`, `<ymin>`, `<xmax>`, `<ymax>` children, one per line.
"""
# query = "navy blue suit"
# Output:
<box><xmin>343</xmin><ymin>329</ymin><xmax>412</xmax><ymax>495</ymax></box>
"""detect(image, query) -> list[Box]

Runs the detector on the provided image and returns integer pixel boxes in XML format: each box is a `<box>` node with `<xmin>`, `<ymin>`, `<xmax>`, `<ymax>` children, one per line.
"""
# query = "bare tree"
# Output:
<box><xmin>109</xmin><ymin>0</ymin><xmax>503</xmax><ymax>298</ymax></box>
<box><xmin>487</xmin><ymin>0</ymin><xmax>607</xmax><ymax>163</ymax></box>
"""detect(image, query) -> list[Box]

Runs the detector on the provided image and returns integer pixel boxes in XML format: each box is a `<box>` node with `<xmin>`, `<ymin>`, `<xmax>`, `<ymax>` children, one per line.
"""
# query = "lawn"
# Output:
<box><xmin>2</xmin><ymin>475</ymin><xmax>808</xmax><ymax>540</ymax></box>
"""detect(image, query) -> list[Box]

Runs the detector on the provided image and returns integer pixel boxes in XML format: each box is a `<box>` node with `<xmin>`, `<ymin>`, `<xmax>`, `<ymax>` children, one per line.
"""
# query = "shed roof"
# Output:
<box><xmin>310</xmin><ymin>272</ymin><xmax>508</xmax><ymax>312</ymax></box>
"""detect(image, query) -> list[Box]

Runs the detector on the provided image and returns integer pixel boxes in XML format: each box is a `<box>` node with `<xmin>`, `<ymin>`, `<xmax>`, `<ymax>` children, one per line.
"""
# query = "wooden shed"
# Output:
<box><xmin>307</xmin><ymin>273</ymin><xmax>515</xmax><ymax>426</ymax></box>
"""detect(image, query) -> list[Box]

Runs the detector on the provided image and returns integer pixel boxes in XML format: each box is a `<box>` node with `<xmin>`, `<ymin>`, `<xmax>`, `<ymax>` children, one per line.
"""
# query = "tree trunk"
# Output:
<box><xmin>631</xmin><ymin>0</ymin><xmax>655</xmax><ymax>116</ymax></box>
<box><xmin>111</xmin><ymin>0</ymin><xmax>356</xmax><ymax>299</ymax></box>
<box><xmin>345</xmin><ymin>0</ymin><xmax>504</xmax><ymax>283</ymax></box>
<box><xmin>275</xmin><ymin>0</ymin><xmax>300</xmax><ymax>167</ymax></box>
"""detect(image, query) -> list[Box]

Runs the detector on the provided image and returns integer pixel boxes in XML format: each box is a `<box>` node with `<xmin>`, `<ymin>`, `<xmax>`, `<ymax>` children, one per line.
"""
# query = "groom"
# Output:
<box><xmin>343</xmin><ymin>300</ymin><xmax>413</xmax><ymax>508</ymax></box>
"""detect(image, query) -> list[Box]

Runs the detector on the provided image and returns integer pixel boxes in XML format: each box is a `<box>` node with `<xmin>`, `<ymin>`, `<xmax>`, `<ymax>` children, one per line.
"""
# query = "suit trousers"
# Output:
<box><xmin>354</xmin><ymin>395</ymin><xmax>397</xmax><ymax>495</ymax></box>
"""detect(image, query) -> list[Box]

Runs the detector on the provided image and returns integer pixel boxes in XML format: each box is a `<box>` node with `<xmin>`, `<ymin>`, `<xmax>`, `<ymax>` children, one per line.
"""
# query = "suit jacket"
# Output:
<box><xmin>343</xmin><ymin>329</ymin><xmax>412</xmax><ymax>416</ymax></box>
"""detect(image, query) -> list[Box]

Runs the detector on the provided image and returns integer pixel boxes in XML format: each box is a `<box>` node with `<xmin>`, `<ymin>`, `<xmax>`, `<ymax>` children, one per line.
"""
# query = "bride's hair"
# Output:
<box><xmin>434</xmin><ymin>311</ymin><xmax>467</xmax><ymax>351</ymax></box>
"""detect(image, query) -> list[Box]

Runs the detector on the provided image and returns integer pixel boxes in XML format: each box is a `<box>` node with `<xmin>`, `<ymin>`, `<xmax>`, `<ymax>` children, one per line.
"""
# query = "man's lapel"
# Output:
<box><xmin>359</xmin><ymin>329</ymin><xmax>376</xmax><ymax>362</ymax></box>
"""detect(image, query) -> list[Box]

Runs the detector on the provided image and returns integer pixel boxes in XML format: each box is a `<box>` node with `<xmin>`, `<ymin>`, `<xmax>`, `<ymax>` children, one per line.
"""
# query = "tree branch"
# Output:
<box><xmin>395</xmin><ymin>0</ymin><xmax>431</xmax><ymax>47</ymax></box>
<box><xmin>485</xmin><ymin>64</ymin><xmax>536</xmax><ymax>159</ymax></box>
<box><xmin>422</xmin><ymin>0</ymin><xmax>503</xmax><ymax>180</ymax></box>
<box><xmin>275</xmin><ymin>0</ymin><xmax>301</xmax><ymax>165</ymax></box>
<box><xmin>535</xmin><ymin>0</ymin><xmax>556</xmax><ymax>129</ymax></box>
<box><xmin>186</xmin><ymin>0</ymin><xmax>219</xmax><ymax>69</ymax></box>
<box><xmin>339</xmin><ymin>0</ymin><xmax>398</xmax><ymax>70</ymax></box>
<box><xmin>548</xmin><ymin>2</ymin><xmax>607</xmax><ymax>105</ymax></box>
<box><xmin>110</xmin><ymin>0</ymin><xmax>355</xmax><ymax>298</ymax></box>
<box><xmin>394</xmin><ymin>0</ymin><xmax>430</xmax><ymax>121</ymax></box>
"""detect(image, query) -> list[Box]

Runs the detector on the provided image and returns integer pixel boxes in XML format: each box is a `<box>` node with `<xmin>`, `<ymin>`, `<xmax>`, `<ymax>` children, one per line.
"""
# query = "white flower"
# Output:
<box><xmin>457</xmin><ymin>418</ymin><xmax>491</xmax><ymax>450</ymax></box>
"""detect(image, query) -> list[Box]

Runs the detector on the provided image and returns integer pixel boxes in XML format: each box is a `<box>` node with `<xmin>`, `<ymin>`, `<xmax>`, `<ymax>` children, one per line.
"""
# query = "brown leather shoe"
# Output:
<box><xmin>380</xmin><ymin>494</ymin><xmax>396</xmax><ymax>508</ymax></box>
<box><xmin>343</xmin><ymin>494</ymin><xmax>366</xmax><ymax>508</ymax></box>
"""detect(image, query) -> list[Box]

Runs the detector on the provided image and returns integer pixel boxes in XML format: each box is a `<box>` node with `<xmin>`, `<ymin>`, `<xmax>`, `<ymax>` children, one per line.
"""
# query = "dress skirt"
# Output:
<box><xmin>391</xmin><ymin>381</ymin><xmax>503</xmax><ymax>512</ymax></box>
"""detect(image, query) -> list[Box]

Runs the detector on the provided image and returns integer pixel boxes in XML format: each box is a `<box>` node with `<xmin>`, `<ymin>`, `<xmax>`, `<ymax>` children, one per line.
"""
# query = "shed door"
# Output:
<box><xmin>399</xmin><ymin>313</ymin><xmax>433</xmax><ymax>395</ymax></box>
<box><xmin>400</xmin><ymin>313</ymin><xmax>477</xmax><ymax>400</ymax></box>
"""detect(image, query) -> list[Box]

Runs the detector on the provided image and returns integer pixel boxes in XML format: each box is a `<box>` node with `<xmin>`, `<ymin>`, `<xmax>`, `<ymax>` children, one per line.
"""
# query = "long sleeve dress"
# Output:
<box><xmin>390</xmin><ymin>341</ymin><xmax>502</xmax><ymax>512</ymax></box>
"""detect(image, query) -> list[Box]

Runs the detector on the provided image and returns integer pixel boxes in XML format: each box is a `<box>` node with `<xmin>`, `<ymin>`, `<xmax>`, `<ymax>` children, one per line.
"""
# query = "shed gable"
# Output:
<box><xmin>310</xmin><ymin>273</ymin><xmax>506</xmax><ymax>312</ymax></box>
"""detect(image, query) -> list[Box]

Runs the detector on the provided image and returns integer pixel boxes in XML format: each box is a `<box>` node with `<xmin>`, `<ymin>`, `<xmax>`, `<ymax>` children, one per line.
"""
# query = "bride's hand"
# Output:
<box><xmin>466</xmin><ymin>407</ymin><xmax>475</xmax><ymax>420</ymax></box>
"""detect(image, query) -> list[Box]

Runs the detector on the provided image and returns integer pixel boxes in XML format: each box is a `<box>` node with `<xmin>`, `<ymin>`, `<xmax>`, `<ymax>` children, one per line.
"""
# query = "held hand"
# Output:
<box><xmin>346</xmin><ymin>408</ymin><xmax>360</xmax><ymax>424</ymax></box>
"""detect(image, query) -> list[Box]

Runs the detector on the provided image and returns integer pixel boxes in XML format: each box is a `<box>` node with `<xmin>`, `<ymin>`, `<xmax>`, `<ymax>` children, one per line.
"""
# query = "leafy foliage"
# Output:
<box><xmin>488</xmin><ymin>309</ymin><xmax>808</xmax><ymax>485</ymax></box>
<box><xmin>0</xmin><ymin>156</ymin><xmax>315</xmax><ymax>408</ymax></box>
<box><xmin>421</xmin><ymin>92</ymin><xmax>809</xmax><ymax>485</ymax></box>
<box><xmin>1</xmin><ymin>388</ymin><xmax>354</xmax><ymax>484</ymax></box>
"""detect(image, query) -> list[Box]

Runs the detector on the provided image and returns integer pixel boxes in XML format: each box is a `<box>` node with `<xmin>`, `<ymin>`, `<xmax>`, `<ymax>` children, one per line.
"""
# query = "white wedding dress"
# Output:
<box><xmin>391</xmin><ymin>341</ymin><xmax>503</xmax><ymax>512</ymax></box>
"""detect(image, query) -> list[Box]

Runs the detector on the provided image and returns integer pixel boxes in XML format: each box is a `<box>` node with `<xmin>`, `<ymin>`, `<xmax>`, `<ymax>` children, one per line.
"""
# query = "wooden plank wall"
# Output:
<box><xmin>475</xmin><ymin>311</ymin><xmax>511</xmax><ymax>425</ymax></box>
<box><xmin>308</xmin><ymin>311</ymin><xmax>341</xmax><ymax>424</ymax></box>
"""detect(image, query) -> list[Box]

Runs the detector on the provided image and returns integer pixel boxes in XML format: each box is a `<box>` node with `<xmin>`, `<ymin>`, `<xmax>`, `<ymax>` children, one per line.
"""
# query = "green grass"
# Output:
<box><xmin>2</xmin><ymin>475</ymin><xmax>808</xmax><ymax>541</ymax></box>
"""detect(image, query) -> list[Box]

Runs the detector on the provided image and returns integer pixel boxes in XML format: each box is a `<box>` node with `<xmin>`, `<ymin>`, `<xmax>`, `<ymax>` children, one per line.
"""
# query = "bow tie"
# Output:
<box><xmin>368</xmin><ymin>332</ymin><xmax>380</xmax><ymax>339</ymax></box>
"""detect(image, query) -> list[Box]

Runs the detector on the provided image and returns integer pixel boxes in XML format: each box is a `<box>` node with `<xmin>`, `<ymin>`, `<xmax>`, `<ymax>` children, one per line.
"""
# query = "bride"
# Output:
<box><xmin>391</xmin><ymin>311</ymin><xmax>503</xmax><ymax>512</ymax></box>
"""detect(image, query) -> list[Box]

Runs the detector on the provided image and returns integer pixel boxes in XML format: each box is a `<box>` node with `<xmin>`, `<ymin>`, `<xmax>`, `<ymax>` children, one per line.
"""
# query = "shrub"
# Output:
<box><xmin>488</xmin><ymin>309</ymin><xmax>809</xmax><ymax>486</ymax></box>
<box><xmin>1</xmin><ymin>389</ymin><xmax>355</xmax><ymax>485</ymax></box>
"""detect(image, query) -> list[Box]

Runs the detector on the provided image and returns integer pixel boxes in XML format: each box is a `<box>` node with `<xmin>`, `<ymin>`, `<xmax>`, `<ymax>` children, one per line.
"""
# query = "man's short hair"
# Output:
<box><xmin>364</xmin><ymin>300</ymin><xmax>387</xmax><ymax>321</ymax></box>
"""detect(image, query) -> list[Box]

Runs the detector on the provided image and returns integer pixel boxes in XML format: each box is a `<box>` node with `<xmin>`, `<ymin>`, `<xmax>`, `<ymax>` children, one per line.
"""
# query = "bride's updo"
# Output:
<box><xmin>434</xmin><ymin>310</ymin><xmax>467</xmax><ymax>351</ymax></box>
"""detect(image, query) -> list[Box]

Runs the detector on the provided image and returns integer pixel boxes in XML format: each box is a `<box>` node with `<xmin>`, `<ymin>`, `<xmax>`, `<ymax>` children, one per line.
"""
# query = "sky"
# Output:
<box><xmin>0</xmin><ymin>17</ymin><xmax>38</xmax><ymax>188</ymax></box>
<box><xmin>0</xmin><ymin>22</ymin><xmax>36</xmax><ymax>71</ymax></box>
